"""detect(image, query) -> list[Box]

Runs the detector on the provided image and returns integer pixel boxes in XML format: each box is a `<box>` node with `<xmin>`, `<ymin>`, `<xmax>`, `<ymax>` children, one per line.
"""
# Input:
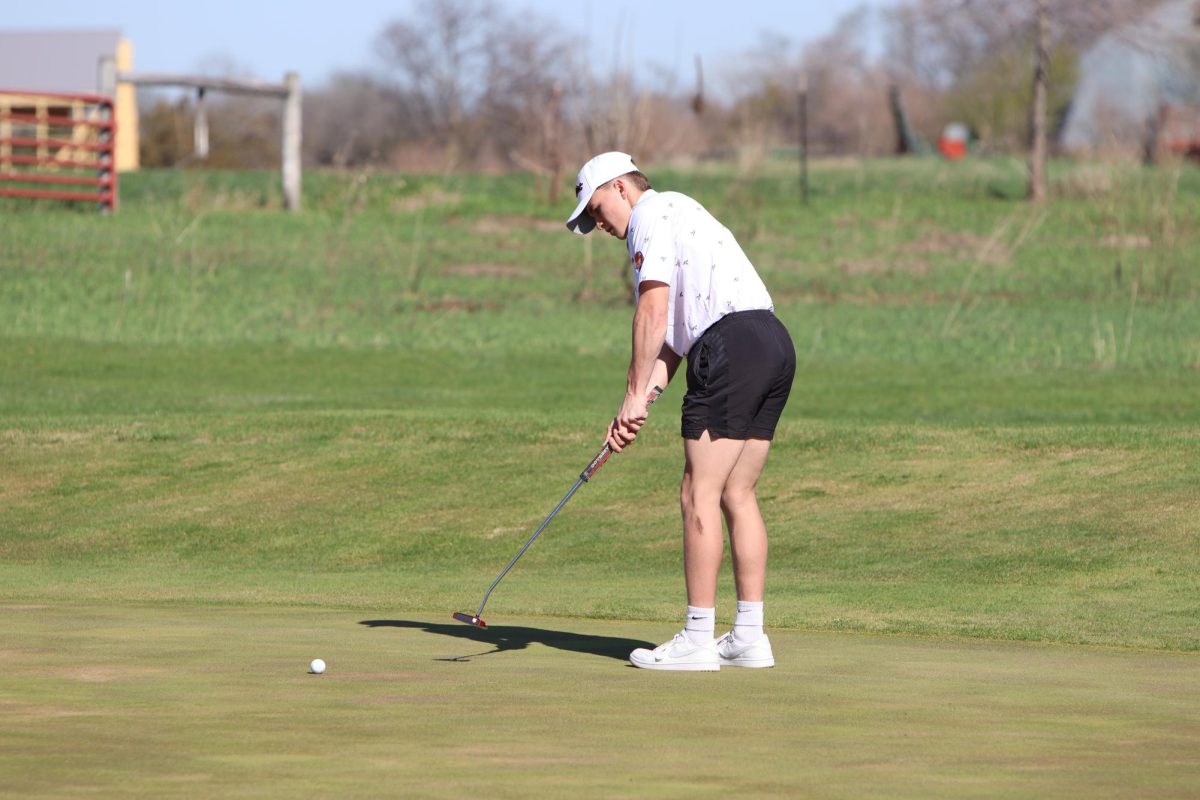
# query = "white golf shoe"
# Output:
<box><xmin>629</xmin><ymin>631</ymin><xmax>720</xmax><ymax>671</ymax></box>
<box><xmin>714</xmin><ymin>631</ymin><xmax>775</xmax><ymax>668</ymax></box>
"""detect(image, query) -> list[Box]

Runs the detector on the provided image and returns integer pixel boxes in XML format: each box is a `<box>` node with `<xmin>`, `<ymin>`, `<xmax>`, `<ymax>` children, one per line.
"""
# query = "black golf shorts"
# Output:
<box><xmin>682</xmin><ymin>310</ymin><xmax>796</xmax><ymax>441</ymax></box>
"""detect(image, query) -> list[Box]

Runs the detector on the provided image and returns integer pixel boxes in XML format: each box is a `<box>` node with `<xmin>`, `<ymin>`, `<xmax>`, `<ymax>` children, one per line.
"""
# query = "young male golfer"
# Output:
<box><xmin>565</xmin><ymin>152</ymin><xmax>796</xmax><ymax>671</ymax></box>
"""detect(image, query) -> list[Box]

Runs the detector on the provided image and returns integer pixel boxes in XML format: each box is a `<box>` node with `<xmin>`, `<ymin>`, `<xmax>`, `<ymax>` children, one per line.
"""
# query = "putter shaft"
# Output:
<box><xmin>453</xmin><ymin>386</ymin><xmax>664</xmax><ymax>626</ymax></box>
<box><xmin>471</xmin><ymin>474</ymin><xmax>587</xmax><ymax>618</ymax></box>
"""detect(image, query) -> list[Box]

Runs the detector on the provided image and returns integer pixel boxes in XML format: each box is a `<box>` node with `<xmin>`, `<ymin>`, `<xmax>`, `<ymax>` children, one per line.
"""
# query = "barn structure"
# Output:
<box><xmin>1059</xmin><ymin>1</ymin><xmax>1200</xmax><ymax>159</ymax></box>
<box><xmin>1</xmin><ymin>28</ymin><xmax>301</xmax><ymax>210</ymax></box>
<box><xmin>0</xmin><ymin>29</ymin><xmax>139</xmax><ymax>171</ymax></box>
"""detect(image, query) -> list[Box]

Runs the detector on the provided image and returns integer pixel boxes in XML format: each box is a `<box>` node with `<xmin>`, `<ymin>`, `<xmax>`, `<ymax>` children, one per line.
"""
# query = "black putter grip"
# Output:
<box><xmin>580</xmin><ymin>385</ymin><xmax>665</xmax><ymax>481</ymax></box>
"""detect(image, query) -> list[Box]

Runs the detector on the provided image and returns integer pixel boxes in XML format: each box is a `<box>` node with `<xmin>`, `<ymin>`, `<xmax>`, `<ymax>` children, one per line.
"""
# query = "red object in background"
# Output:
<box><xmin>938</xmin><ymin>123</ymin><xmax>969</xmax><ymax>161</ymax></box>
<box><xmin>1156</xmin><ymin>104</ymin><xmax>1200</xmax><ymax>162</ymax></box>
<box><xmin>938</xmin><ymin>138</ymin><xmax>967</xmax><ymax>160</ymax></box>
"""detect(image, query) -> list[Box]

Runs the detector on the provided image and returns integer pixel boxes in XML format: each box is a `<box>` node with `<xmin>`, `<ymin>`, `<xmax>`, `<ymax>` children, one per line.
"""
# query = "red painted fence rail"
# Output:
<box><xmin>0</xmin><ymin>89</ymin><xmax>118</xmax><ymax>211</ymax></box>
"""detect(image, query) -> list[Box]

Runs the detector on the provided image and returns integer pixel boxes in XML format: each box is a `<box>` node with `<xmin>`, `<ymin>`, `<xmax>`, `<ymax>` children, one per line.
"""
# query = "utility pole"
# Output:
<box><xmin>1028</xmin><ymin>0</ymin><xmax>1049</xmax><ymax>203</ymax></box>
<box><xmin>798</xmin><ymin>73</ymin><xmax>809</xmax><ymax>204</ymax></box>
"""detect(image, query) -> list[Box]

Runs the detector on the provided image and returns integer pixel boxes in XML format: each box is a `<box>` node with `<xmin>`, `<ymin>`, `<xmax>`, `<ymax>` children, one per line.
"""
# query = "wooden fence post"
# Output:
<box><xmin>194</xmin><ymin>87</ymin><xmax>209</xmax><ymax>159</ymax></box>
<box><xmin>118</xmin><ymin>70</ymin><xmax>303</xmax><ymax>212</ymax></box>
<box><xmin>282</xmin><ymin>72</ymin><xmax>301</xmax><ymax>212</ymax></box>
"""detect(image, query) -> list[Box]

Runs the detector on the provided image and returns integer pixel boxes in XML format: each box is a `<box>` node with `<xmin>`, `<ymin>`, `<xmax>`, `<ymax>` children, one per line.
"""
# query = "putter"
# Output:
<box><xmin>453</xmin><ymin>385</ymin><xmax>664</xmax><ymax>629</ymax></box>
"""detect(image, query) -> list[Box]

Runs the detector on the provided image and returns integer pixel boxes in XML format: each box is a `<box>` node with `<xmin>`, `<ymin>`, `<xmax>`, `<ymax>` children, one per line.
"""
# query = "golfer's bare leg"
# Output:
<box><xmin>680</xmin><ymin>433</ymin><xmax>746</xmax><ymax>607</ymax></box>
<box><xmin>720</xmin><ymin>438</ymin><xmax>772</xmax><ymax>602</ymax></box>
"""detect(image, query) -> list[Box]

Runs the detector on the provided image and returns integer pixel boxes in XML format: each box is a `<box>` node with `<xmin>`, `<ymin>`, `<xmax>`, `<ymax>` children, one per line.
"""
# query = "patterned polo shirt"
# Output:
<box><xmin>627</xmin><ymin>189</ymin><xmax>774</xmax><ymax>356</ymax></box>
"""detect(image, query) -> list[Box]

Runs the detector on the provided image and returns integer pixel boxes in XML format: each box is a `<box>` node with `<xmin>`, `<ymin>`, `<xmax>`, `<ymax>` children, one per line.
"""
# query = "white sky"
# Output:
<box><xmin>3</xmin><ymin>0</ymin><xmax>892</xmax><ymax>87</ymax></box>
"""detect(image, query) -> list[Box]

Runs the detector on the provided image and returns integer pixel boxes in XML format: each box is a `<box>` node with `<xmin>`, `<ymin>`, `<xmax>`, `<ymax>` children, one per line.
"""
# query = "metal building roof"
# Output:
<box><xmin>0</xmin><ymin>29</ymin><xmax>122</xmax><ymax>94</ymax></box>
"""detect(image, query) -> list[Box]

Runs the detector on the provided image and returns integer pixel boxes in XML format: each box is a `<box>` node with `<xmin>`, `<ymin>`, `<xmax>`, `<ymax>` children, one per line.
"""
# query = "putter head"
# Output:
<box><xmin>452</xmin><ymin>611</ymin><xmax>487</xmax><ymax>629</ymax></box>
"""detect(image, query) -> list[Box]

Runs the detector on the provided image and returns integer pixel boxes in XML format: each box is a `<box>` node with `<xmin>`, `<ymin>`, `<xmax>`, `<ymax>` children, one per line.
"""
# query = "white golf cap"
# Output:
<box><xmin>565</xmin><ymin>151</ymin><xmax>638</xmax><ymax>234</ymax></box>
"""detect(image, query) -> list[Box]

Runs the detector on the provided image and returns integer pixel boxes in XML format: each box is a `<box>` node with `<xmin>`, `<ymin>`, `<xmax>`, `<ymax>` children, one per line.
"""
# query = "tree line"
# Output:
<box><xmin>139</xmin><ymin>0</ymin><xmax>1151</xmax><ymax>191</ymax></box>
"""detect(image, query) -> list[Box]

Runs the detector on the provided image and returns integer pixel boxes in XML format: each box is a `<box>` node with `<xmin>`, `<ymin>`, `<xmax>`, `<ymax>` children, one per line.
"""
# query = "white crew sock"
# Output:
<box><xmin>684</xmin><ymin>605</ymin><xmax>716</xmax><ymax>645</ymax></box>
<box><xmin>733</xmin><ymin>600</ymin><xmax>764</xmax><ymax>642</ymax></box>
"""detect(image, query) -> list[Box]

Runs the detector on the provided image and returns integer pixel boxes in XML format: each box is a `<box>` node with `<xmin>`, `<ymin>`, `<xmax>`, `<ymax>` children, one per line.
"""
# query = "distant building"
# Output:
<box><xmin>0</xmin><ymin>29</ymin><xmax>139</xmax><ymax>170</ymax></box>
<box><xmin>1059</xmin><ymin>1</ymin><xmax>1200</xmax><ymax>158</ymax></box>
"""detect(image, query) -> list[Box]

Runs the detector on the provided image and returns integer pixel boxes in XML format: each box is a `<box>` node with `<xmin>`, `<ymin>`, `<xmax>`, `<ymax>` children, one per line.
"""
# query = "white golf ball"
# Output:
<box><xmin>309</xmin><ymin>658</ymin><xmax>326</xmax><ymax>674</ymax></box>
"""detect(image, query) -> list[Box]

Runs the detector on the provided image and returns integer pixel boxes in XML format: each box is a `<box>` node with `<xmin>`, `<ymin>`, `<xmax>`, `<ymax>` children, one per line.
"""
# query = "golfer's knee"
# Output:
<box><xmin>721</xmin><ymin>484</ymin><xmax>757</xmax><ymax>514</ymax></box>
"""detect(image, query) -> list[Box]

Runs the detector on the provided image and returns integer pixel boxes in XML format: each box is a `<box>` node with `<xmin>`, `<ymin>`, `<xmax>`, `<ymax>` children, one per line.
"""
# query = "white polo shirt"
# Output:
<box><xmin>627</xmin><ymin>189</ymin><xmax>774</xmax><ymax>357</ymax></box>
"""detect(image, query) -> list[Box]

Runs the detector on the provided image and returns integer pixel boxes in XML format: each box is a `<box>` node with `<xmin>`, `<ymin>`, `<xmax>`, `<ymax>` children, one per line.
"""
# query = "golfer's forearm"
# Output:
<box><xmin>649</xmin><ymin>345</ymin><xmax>680</xmax><ymax>391</ymax></box>
<box><xmin>627</xmin><ymin>296</ymin><xmax>668</xmax><ymax>397</ymax></box>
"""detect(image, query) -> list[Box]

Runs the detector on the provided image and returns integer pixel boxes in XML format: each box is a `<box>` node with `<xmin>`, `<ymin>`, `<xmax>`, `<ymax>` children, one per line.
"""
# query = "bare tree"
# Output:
<box><xmin>479</xmin><ymin>16</ymin><xmax>575</xmax><ymax>192</ymax></box>
<box><xmin>376</xmin><ymin>0</ymin><xmax>497</xmax><ymax>167</ymax></box>
<box><xmin>720</xmin><ymin>10</ymin><xmax>894</xmax><ymax>159</ymax></box>
<box><xmin>800</xmin><ymin>9</ymin><xmax>893</xmax><ymax>156</ymax></box>
<box><xmin>304</xmin><ymin>72</ymin><xmax>416</xmax><ymax>167</ymax></box>
<box><xmin>884</xmin><ymin>0</ymin><xmax>1145</xmax><ymax>87</ymax></box>
<box><xmin>370</xmin><ymin>0</ymin><xmax>589</xmax><ymax>179</ymax></box>
<box><xmin>883</xmin><ymin>1</ymin><xmax>1030</xmax><ymax>89</ymax></box>
<box><xmin>1028</xmin><ymin>0</ymin><xmax>1049</xmax><ymax>202</ymax></box>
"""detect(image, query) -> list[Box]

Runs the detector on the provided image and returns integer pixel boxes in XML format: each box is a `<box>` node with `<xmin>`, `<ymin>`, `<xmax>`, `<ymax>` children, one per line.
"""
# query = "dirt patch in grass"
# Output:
<box><xmin>329</xmin><ymin>671</ymin><xmax>434</xmax><ymax>683</ymax></box>
<box><xmin>2</xmin><ymin>429</ymin><xmax>99</xmax><ymax>447</ymax></box>
<box><xmin>833</xmin><ymin>225</ymin><xmax>1010</xmax><ymax>276</ymax></box>
<box><xmin>774</xmin><ymin>288</ymin><xmax>1021</xmax><ymax>306</ymax></box>
<box><xmin>412</xmin><ymin>297</ymin><xmax>502</xmax><ymax>313</ymax></box>
<box><xmin>488</xmin><ymin>526</ymin><xmax>526</xmax><ymax>539</ymax></box>
<box><xmin>390</xmin><ymin>189</ymin><xmax>462</xmax><ymax>213</ymax></box>
<box><xmin>0</xmin><ymin>472</ymin><xmax>57</xmax><ymax>503</ymax></box>
<box><xmin>470</xmin><ymin>215</ymin><xmax>563</xmax><ymax>235</ymax></box>
<box><xmin>57</xmin><ymin>665</ymin><xmax>167</xmax><ymax>683</ymax></box>
<box><xmin>1101</xmin><ymin>234</ymin><xmax>1153</xmax><ymax>249</ymax></box>
<box><xmin>445</xmin><ymin>264</ymin><xmax>529</xmax><ymax>278</ymax></box>
<box><xmin>900</xmin><ymin>228</ymin><xmax>1010</xmax><ymax>265</ymax></box>
<box><xmin>839</xmin><ymin>258</ymin><xmax>931</xmax><ymax>276</ymax></box>
<box><xmin>0</xmin><ymin>699</ymin><xmax>94</xmax><ymax>718</ymax></box>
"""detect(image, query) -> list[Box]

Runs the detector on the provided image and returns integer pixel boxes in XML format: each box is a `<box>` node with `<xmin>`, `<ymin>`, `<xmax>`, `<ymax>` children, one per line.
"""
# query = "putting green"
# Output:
<box><xmin>2</xmin><ymin>604</ymin><xmax>1196</xmax><ymax>798</ymax></box>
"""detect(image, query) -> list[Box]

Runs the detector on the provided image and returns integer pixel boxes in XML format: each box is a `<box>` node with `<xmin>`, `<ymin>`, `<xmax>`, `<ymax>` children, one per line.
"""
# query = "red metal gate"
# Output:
<box><xmin>0</xmin><ymin>89</ymin><xmax>117</xmax><ymax>211</ymax></box>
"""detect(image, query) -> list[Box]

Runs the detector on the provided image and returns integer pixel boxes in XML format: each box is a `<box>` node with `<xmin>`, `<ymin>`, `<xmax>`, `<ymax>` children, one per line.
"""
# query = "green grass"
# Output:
<box><xmin>4</xmin><ymin>605</ymin><xmax>1199</xmax><ymax>800</ymax></box>
<box><xmin>1</xmin><ymin>158</ymin><xmax>1198</xmax><ymax>796</ymax></box>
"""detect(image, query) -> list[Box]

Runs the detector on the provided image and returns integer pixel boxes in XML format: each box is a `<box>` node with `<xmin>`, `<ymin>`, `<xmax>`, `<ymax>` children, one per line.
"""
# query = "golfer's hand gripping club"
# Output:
<box><xmin>452</xmin><ymin>385</ymin><xmax>664</xmax><ymax>628</ymax></box>
<box><xmin>583</xmin><ymin>385</ymin><xmax>664</xmax><ymax>482</ymax></box>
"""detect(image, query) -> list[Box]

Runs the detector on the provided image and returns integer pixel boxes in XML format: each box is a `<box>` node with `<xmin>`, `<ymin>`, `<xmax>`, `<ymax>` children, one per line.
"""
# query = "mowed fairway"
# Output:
<box><xmin>4</xmin><ymin>605</ymin><xmax>1198</xmax><ymax>799</ymax></box>
<box><xmin>2</xmin><ymin>159</ymin><xmax>1199</xmax><ymax>797</ymax></box>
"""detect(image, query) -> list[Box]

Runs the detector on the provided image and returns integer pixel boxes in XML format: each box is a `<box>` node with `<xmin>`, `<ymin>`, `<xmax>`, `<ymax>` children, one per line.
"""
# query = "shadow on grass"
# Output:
<box><xmin>359</xmin><ymin>618</ymin><xmax>654</xmax><ymax>663</ymax></box>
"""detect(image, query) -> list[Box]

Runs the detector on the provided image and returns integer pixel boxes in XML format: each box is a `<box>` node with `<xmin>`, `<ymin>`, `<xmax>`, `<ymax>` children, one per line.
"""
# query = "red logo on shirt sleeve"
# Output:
<box><xmin>633</xmin><ymin>251</ymin><xmax>644</xmax><ymax>270</ymax></box>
